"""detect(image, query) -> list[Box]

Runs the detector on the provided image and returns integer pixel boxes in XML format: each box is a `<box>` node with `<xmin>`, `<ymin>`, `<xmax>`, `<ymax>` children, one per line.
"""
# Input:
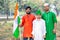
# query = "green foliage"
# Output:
<box><xmin>26</xmin><ymin>2</ymin><xmax>40</xmax><ymax>13</ymax></box>
<box><xmin>0</xmin><ymin>0</ymin><xmax>4</xmax><ymax>13</ymax></box>
<box><xmin>0</xmin><ymin>0</ymin><xmax>17</xmax><ymax>14</ymax></box>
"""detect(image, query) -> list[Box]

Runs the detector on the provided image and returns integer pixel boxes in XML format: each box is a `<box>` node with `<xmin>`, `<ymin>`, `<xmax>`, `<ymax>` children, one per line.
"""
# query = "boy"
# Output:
<box><xmin>32</xmin><ymin>10</ymin><xmax>46</xmax><ymax>40</ymax></box>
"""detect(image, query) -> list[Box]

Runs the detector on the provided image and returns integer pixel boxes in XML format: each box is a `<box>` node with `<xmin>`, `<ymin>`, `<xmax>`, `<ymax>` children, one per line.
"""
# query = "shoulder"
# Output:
<box><xmin>33</xmin><ymin>19</ymin><xmax>36</xmax><ymax>23</ymax></box>
<box><xmin>22</xmin><ymin>14</ymin><xmax>26</xmax><ymax>18</ymax></box>
<box><xmin>49</xmin><ymin>11</ymin><xmax>55</xmax><ymax>14</ymax></box>
<box><xmin>31</xmin><ymin>14</ymin><xmax>36</xmax><ymax>19</ymax></box>
<box><xmin>49</xmin><ymin>11</ymin><xmax>56</xmax><ymax>16</ymax></box>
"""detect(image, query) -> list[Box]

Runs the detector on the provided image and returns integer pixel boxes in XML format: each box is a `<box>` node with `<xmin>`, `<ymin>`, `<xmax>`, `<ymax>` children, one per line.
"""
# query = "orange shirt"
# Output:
<box><xmin>21</xmin><ymin>14</ymin><xmax>35</xmax><ymax>37</ymax></box>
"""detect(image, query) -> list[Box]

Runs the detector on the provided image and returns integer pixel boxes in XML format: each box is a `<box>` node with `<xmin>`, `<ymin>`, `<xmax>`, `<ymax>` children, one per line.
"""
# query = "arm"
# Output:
<box><xmin>41</xmin><ymin>13</ymin><xmax>45</xmax><ymax>20</ymax></box>
<box><xmin>19</xmin><ymin>16</ymin><xmax>25</xmax><ymax>27</ymax></box>
<box><xmin>32</xmin><ymin>21</ymin><xmax>35</xmax><ymax>36</ymax></box>
<box><xmin>54</xmin><ymin>23</ymin><xmax>57</xmax><ymax>30</ymax></box>
<box><xmin>52</xmin><ymin>13</ymin><xmax>57</xmax><ymax>33</ymax></box>
<box><xmin>53</xmin><ymin>23</ymin><xmax>57</xmax><ymax>33</ymax></box>
<box><xmin>43</xmin><ymin>21</ymin><xmax>46</xmax><ymax>38</ymax></box>
<box><xmin>33</xmin><ymin>15</ymin><xmax>36</xmax><ymax>21</ymax></box>
<box><xmin>43</xmin><ymin>21</ymin><xmax>46</xmax><ymax>36</ymax></box>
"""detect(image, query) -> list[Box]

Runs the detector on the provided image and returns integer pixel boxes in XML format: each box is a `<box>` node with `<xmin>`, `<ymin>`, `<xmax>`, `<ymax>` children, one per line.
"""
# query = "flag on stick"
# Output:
<box><xmin>13</xmin><ymin>3</ymin><xmax>20</xmax><ymax>38</ymax></box>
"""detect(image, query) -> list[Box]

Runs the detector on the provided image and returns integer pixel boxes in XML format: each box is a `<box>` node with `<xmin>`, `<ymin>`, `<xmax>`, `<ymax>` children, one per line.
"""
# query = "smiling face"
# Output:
<box><xmin>26</xmin><ymin>8</ymin><xmax>31</xmax><ymax>14</ymax></box>
<box><xmin>25</xmin><ymin>6</ymin><xmax>31</xmax><ymax>14</ymax></box>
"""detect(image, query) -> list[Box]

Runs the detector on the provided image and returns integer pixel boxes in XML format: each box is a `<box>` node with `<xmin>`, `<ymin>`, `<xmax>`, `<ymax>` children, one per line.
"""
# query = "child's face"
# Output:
<box><xmin>36</xmin><ymin>15</ymin><xmax>41</xmax><ymax>19</ymax></box>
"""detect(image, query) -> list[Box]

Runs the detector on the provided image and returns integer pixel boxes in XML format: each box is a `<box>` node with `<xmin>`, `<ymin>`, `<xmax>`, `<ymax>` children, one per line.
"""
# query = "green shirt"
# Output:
<box><xmin>42</xmin><ymin>11</ymin><xmax>57</xmax><ymax>40</ymax></box>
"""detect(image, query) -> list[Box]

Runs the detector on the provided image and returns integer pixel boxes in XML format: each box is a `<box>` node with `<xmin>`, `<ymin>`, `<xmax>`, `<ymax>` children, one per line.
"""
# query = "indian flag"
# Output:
<box><xmin>13</xmin><ymin>3</ymin><xmax>20</xmax><ymax>38</ymax></box>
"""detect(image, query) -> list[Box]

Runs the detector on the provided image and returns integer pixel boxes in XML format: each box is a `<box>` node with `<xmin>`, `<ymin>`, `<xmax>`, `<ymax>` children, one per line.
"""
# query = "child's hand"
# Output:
<box><xmin>32</xmin><ymin>35</ymin><xmax>35</xmax><ymax>38</ymax></box>
<box><xmin>43</xmin><ymin>35</ymin><xmax>46</xmax><ymax>38</ymax></box>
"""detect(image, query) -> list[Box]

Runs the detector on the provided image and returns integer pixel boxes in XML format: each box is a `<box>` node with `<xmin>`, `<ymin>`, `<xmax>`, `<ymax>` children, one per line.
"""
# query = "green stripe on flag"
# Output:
<box><xmin>17</xmin><ymin>16</ymin><xmax>20</xmax><ymax>24</ymax></box>
<box><xmin>13</xmin><ymin>27</ymin><xmax>19</xmax><ymax>38</ymax></box>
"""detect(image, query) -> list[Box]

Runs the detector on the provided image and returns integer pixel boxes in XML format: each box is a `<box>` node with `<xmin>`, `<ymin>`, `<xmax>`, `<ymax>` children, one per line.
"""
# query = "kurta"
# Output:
<box><xmin>32</xmin><ymin>19</ymin><xmax>46</xmax><ymax>40</ymax></box>
<box><xmin>42</xmin><ymin>11</ymin><xmax>57</xmax><ymax>40</ymax></box>
<box><xmin>21</xmin><ymin>14</ymin><xmax>36</xmax><ymax>37</ymax></box>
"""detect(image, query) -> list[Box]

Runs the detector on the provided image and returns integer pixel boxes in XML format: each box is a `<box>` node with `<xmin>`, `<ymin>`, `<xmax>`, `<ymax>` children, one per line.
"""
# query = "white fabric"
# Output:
<box><xmin>32</xmin><ymin>19</ymin><xmax>46</xmax><ymax>40</ymax></box>
<box><xmin>44</xmin><ymin>3</ymin><xmax>49</xmax><ymax>6</ymax></box>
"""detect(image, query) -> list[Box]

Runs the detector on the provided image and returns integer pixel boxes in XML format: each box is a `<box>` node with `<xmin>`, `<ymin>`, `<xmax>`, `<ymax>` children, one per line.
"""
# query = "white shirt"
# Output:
<box><xmin>32</xmin><ymin>19</ymin><xmax>46</xmax><ymax>40</ymax></box>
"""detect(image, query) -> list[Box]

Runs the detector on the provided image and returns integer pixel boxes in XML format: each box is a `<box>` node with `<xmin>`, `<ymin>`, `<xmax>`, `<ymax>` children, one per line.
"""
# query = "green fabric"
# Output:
<box><xmin>17</xmin><ymin>16</ymin><xmax>21</xmax><ymax>24</ymax></box>
<box><xmin>42</xmin><ymin>11</ymin><xmax>57</xmax><ymax>40</ymax></box>
<box><xmin>13</xmin><ymin>16</ymin><xmax>21</xmax><ymax>38</ymax></box>
<box><xmin>13</xmin><ymin>27</ymin><xmax>19</xmax><ymax>38</ymax></box>
<box><xmin>36</xmin><ymin>9</ymin><xmax>41</xmax><ymax>15</ymax></box>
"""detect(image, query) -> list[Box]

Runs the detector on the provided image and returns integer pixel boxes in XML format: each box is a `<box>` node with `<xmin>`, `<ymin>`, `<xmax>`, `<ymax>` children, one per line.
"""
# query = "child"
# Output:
<box><xmin>32</xmin><ymin>10</ymin><xmax>46</xmax><ymax>40</ymax></box>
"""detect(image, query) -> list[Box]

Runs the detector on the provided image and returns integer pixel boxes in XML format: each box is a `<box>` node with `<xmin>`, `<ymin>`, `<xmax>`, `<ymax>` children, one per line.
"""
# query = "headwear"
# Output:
<box><xmin>44</xmin><ymin>3</ymin><xmax>49</xmax><ymax>6</ymax></box>
<box><xmin>36</xmin><ymin>9</ymin><xmax>41</xmax><ymax>15</ymax></box>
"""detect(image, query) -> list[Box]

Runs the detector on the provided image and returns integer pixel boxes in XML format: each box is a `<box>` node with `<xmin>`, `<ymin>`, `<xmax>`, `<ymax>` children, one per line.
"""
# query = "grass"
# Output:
<box><xmin>0</xmin><ymin>22</ymin><xmax>13</xmax><ymax>40</ymax></box>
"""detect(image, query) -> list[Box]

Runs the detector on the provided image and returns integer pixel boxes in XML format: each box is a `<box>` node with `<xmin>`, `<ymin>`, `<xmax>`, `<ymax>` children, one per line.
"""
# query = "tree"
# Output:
<box><xmin>0</xmin><ymin>0</ymin><xmax>5</xmax><ymax>15</ymax></box>
<box><xmin>4</xmin><ymin>0</ymin><xmax>10</xmax><ymax>20</ymax></box>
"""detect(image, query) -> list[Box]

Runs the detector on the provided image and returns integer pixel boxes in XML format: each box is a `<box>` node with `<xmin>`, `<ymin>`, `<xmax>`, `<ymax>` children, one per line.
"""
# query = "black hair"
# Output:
<box><xmin>25</xmin><ymin>6</ymin><xmax>31</xmax><ymax>10</ymax></box>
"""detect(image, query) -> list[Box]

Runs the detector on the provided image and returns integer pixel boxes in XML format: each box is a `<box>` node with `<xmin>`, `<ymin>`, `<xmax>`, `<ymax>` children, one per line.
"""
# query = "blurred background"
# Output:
<box><xmin>0</xmin><ymin>0</ymin><xmax>60</xmax><ymax>40</ymax></box>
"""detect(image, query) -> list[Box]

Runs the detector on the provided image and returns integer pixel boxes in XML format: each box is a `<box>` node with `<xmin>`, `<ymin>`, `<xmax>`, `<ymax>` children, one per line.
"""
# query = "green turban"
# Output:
<box><xmin>36</xmin><ymin>9</ymin><xmax>41</xmax><ymax>15</ymax></box>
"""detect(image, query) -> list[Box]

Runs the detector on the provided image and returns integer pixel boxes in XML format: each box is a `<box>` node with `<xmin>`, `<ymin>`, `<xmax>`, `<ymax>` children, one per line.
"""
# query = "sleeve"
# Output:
<box><xmin>41</xmin><ymin>13</ymin><xmax>44</xmax><ymax>20</ymax></box>
<box><xmin>32</xmin><ymin>21</ymin><xmax>35</xmax><ymax>35</ymax></box>
<box><xmin>43</xmin><ymin>21</ymin><xmax>46</xmax><ymax>35</ymax></box>
<box><xmin>21</xmin><ymin>16</ymin><xmax>25</xmax><ymax>27</ymax></box>
<box><xmin>52</xmin><ymin>13</ymin><xmax>57</xmax><ymax>23</ymax></box>
<box><xmin>41</xmin><ymin>14</ymin><xmax>43</xmax><ymax>19</ymax></box>
<box><xmin>33</xmin><ymin>15</ymin><xmax>36</xmax><ymax>21</ymax></box>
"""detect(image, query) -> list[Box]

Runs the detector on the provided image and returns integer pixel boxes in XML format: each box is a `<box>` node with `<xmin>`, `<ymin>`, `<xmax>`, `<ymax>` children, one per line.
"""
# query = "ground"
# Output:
<box><xmin>0</xmin><ymin>16</ymin><xmax>60</xmax><ymax>40</ymax></box>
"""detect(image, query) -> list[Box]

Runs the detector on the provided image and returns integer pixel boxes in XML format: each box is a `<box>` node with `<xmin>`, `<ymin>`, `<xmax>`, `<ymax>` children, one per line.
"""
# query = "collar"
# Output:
<box><xmin>45</xmin><ymin>10</ymin><xmax>50</xmax><ymax>13</ymax></box>
<box><xmin>36</xmin><ymin>18</ymin><xmax>42</xmax><ymax>21</ymax></box>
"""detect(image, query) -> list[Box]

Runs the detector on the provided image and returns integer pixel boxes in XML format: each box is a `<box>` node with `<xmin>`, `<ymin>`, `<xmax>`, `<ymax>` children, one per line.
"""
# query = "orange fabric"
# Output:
<box><xmin>21</xmin><ymin>14</ymin><xmax>35</xmax><ymax>37</ymax></box>
<box><xmin>14</xmin><ymin>3</ymin><xmax>18</xmax><ymax>19</ymax></box>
